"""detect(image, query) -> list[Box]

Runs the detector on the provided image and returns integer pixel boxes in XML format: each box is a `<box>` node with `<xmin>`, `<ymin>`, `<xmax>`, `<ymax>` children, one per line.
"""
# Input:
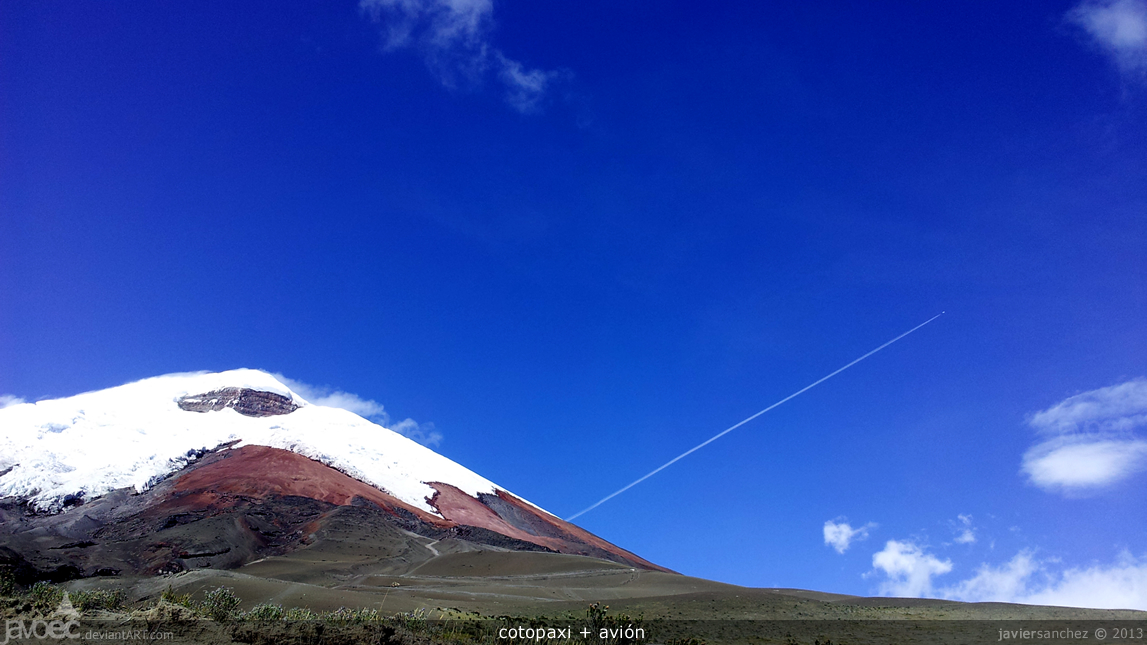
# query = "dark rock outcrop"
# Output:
<box><xmin>177</xmin><ymin>388</ymin><xmax>298</xmax><ymax>417</ymax></box>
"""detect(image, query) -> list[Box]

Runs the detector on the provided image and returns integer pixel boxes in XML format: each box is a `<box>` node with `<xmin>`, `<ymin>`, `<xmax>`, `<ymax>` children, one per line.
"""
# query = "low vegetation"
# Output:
<box><xmin>1</xmin><ymin>577</ymin><xmax>663</xmax><ymax>644</ymax></box>
<box><xmin>0</xmin><ymin>571</ymin><xmax>15</xmax><ymax>597</ymax></box>
<box><xmin>70</xmin><ymin>588</ymin><xmax>126</xmax><ymax>611</ymax></box>
<box><xmin>27</xmin><ymin>580</ymin><xmax>65</xmax><ymax>611</ymax></box>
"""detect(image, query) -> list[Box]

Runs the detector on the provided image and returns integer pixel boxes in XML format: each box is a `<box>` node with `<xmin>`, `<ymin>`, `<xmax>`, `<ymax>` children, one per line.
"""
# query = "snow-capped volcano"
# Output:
<box><xmin>0</xmin><ymin>370</ymin><xmax>666</xmax><ymax>580</ymax></box>
<box><xmin>0</xmin><ymin>369</ymin><xmax>504</xmax><ymax>515</ymax></box>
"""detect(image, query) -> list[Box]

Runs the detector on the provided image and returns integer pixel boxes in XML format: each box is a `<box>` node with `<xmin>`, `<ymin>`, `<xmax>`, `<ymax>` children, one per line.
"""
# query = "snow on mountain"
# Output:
<box><xmin>0</xmin><ymin>369</ymin><xmax>517</xmax><ymax>515</ymax></box>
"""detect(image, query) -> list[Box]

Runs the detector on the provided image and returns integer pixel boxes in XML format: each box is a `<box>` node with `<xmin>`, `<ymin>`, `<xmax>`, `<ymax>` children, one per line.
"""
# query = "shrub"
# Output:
<box><xmin>282</xmin><ymin>607</ymin><xmax>316</xmax><ymax>621</ymax></box>
<box><xmin>584</xmin><ymin>602</ymin><xmax>644</xmax><ymax>645</ymax></box>
<box><xmin>160</xmin><ymin>585</ymin><xmax>194</xmax><ymax>609</ymax></box>
<box><xmin>200</xmin><ymin>586</ymin><xmax>241</xmax><ymax>621</ymax></box>
<box><xmin>395</xmin><ymin>607</ymin><xmax>429</xmax><ymax>631</ymax></box>
<box><xmin>71</xmin><ymin>589</ymin><xmax>126</xmax><ymax>611</ymax></box>
<box><xmin>29</xmin><ymin>582</ymin><xmax>64</xmax><ymax>610</ymax></box>
<box><xmin>323</xmin><ymin>607</ymin><xmax>380</xmax><ymax>624</ymax></box>
<box><xmin>244</xmin><ymin>603</ymin><xmax>284</xmax><ymax>621</ymax></box>
<box><xmin>0</xmin><ymin>571</ymin><xmax>15</xmax><ymax>597</ymax></box>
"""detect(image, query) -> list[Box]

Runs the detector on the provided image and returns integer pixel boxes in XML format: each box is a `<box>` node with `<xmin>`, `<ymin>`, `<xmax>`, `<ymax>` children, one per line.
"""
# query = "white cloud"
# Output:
<box><xmin>943</xmin><ymin>550</ymin><xmax>1147</xmax><ymax>610</ymax></box>
<box><xmin>870</xmin><ymin>540</ymin><xmax>953</xmax><ymax>597</ymax></box>
<box><xmin>0</xmin><ymin>395</ymin><xmax>26</xmax><ymax>409</ymax></box>
<box><xmin>1021</xmin><ymin>378</ymin><xmax>1147</xmax><ymax>493</ymax></box>
<box><xmin>1028</xmin><ymin>378</ymin><xmax>1147</xmax><ymax>435</ymax></box>
<box><xmin>1023</xmin><ymin>437</ymin><xmax>1147</xmax><ymax>491</ymax></box>
<box><xmin>953</xmin><ymin>514</ymin><xmax>976</xmax><ymax>545</ymax></box>
<box><xmin>1024</xmin><ymin>553</ymin><xmax>1147</xmax><ymax>609</ymax></box>
<box><xmin>943</xmin><ymin>550</ymin><xmax>1040</xmax><ymax>603</ymax></box>
<box><xmin>273</xmin><ymin>374</ymin><xmax>443</xmax><ymax>447</ymax></box>
<box><xmin>824</xmin><ymin>519</ymin><xmax>875</xmax><ymax>554</ymax></box>
<box><xmin>360</xmin><ymin>0</ymin><xmax>565</xmax><ymax>112</ymax></box>
<box><xmin>371</xmin><ymin>0</ymin><xmax>492</xmax><ymax>52</ymax></box>
<box><xmin>1068</xmin><ymin>0</ymin><xmax>1147</xmax><ymax>77</ymax></box>
<box><xmin>866</xmin><ymin>529</ymin><xmax>1147</xmax><ymax>610</ymax></box>
<box><xmin>388</xmin><ymin>418</ymin><xmax>444</xmax><ymax>448</ymax></box>
<box><xmin>496</xmin><ymin>51</ymin><xmax>565</xmax><ymax>114</ymax></box>
<box><xmin>300</xmin><ymin>388</ymin><xmax>387</xmax><ymax>419</ymax></box>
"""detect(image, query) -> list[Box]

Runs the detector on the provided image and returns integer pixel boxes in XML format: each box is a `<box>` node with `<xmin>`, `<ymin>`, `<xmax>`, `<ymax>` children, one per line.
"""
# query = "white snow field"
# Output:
<box><xmin>0</xmin><ymin>369</ymin><xmax>518</xmax><ymax>515</ymax></box>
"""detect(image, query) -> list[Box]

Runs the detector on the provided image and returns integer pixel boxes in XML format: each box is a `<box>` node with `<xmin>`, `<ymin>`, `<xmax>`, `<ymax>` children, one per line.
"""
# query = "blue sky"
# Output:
<box><xmin>2</xmin><ymin>0</ymin><xmax>1146</xmax><ymax>607</ymax></box>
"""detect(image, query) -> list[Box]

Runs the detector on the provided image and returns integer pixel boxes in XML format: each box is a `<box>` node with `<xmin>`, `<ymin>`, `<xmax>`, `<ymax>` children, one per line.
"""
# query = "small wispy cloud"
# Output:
<box><xmin>953</xmin><ymin>514</ymin><xmax>976</xmax><ymax>545</ymax></box>
<box><xmin>387</xmin><ymin>418</ymin><xmax>444</xmax><ymax>449</ymax></box>
<box><xmin>274</xmin><ymin>374</ymin><xmax>443</xmax><ymax>447</ymax></box>
<box><xmin>359</xmin><ymin>0</ymin><xmax>567</xmax><ymax>113</ymax></box>
<box><xmin>496</xmin><ymin>51</ymin><xmax>567</xmax><ymax>114</ymax></box>
<box><xmin>823</xmin><ymin>519</ymin><xmax>876</xmax><ymax>554</ymax></box>
<box><xmin>290</xmin><ymin>385</ymin><xmax>387</xmax><ymax>419</ymax></box>
<box><xmin>869</xmin><ymin>540</ymin><xmax>953</xmax><ymax>597</ymax></box>
<box><xmin>1021</xmin><ymin>378</ymin><xmax>1147</xmax><ymax>494</ymax></box>
<box><xmin>0</xmin><ymin>395</ymin><xmax>26</xmax><ymax>410</ymax></box>
<box><xmin>1067</xmin><ymin>0</ymin><xmax>1147</xmax><ymax>79</ymax></box>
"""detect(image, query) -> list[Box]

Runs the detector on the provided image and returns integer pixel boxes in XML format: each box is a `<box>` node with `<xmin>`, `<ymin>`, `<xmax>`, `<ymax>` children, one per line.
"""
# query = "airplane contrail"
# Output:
<box><xmin>565</xmin><ymin>312</ymin><xmax>945</xmax><ymax>522</ymax></box>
